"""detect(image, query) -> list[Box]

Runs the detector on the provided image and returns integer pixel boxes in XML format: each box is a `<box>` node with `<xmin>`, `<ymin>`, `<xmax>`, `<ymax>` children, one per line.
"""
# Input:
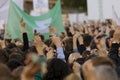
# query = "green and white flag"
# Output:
<box><xmin>5</xmin><ymin>0</ymin><xmax>64</xmax><ymax>40</ymax></box>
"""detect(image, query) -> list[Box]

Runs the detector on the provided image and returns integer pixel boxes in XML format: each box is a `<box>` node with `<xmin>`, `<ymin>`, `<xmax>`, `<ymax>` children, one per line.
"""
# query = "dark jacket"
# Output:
<box><xmin>109</xmin><ymin>43</ymin><xmax>120</xmax><ymax>67</ymax></box>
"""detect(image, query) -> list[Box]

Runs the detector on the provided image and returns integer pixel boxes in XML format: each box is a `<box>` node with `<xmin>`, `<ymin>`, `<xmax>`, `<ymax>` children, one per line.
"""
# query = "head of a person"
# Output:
<box><xmin>0</xmin><ymin>49</ymin><xmax>9</xmax><ymax>64</ymax></box>
<box><xmin>0</xmin><ymin>63</ymin><xmax>13</xmax><ymax>80</ymax></box>
<box><xmin>95</xmin><ymin>34</ymin><xmax>107</xmax><ymax>49</ymax></box>
<box><xmin>83</xmin><ymin>34</ymin><xmax>93</xmax><ymax>48</ymax></box>
<box><xmin>7</xmin><ymin>51</ymin><xmax>24</xmax><ymax>71</ymax></box>
<box><xmin>43</xmin><ymin>58</ymin><xmax>71</xmax><ymax>80</ymax></box>
<box><xmin>7</xmin><ymin>59</ymin><xmax>23</xmax><ymax>71</ymax></box>
<box><xmin>82</xmin><ymin>57</ymin><xmax>118</xmax><ymax>80</ymax></box>
<box><xmin>10</xmin><ymin>47</ymin><xmax>24</xmax><ymax>55</ymax></box>
<box><xmin>68</xmin><ymin>53</ymin><xmax>81</xmax><ymax>64</ymax></box>
<box><xmin>9</xmin><ymin>52</ymin><xmax>24</xmax><ymax>63</ymax></box>
<box><xmin>6</xmin><ymin>43</ymin><xmax>17</xmax><ymax>49</ymax></box>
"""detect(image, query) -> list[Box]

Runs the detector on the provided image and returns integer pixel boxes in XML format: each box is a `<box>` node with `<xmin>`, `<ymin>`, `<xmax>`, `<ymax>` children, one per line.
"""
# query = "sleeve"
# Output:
<box><xmin>22</xmin><ymin>33</ymin><xmax>29</xmax><ymax>51</ymax></box>
<box><xmin>57</xmin><ymin>47</ymin><xmax>66</xmax><ymax>62</ymax></box>
<box><xmin>109</xmin><ymin>43</ymin><xmax>119</xmax><ymax>65</ymax></box>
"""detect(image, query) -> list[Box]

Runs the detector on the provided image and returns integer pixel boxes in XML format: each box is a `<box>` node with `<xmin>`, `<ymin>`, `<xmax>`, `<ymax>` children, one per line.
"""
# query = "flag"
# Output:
<box><xmin>5</xmin><ymin>0</ymin><xmax>64</xmax><ymax>40</ymax></box>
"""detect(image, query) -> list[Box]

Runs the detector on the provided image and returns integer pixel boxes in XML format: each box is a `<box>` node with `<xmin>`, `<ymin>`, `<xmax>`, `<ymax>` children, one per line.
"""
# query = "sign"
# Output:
<box><xmin>33</xmin><ymin>0</ymin><xmax>49</xmax><ymax>10</ymax></box>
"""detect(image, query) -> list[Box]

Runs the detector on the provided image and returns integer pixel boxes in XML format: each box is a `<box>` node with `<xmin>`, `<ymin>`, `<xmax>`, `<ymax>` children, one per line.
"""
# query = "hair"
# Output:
<box><xmin>83</xmin><ymin>57</ymin><xmax>117</xmax><ymax>80</ymax></box>
<box><xmin>65</xmin><ymin>27</ymin><xmax>73</xmax><ymax>37</ymax></box>
<box><xmin>96</xmin><ymin>34</ymin><xmax>106</xmax><ymax>40</ymax></box>
<box><xmin>91</xmin><ymin>57</ymin><xmax>115</xmax><ymax>68</ymax></box>
<box><xmin>6</xmin><ymin>43</ymin><xmax>17</xmax><ymax>49</ymax></box>
<box><xmin>39</xmin><ymin>35</ymin><xmax>44</xmax><ymax>42</ymax></box>
<box><xmin>90</xmin><ymin>39</ymin><xmax>97</xmax><ymax>50</ymax></box>
<box><xmin>109</xmin><ymin>30</ymin><xmax>115</xmax><ymax>38</ymax></box>
<box><xmin>83</xmin><ymin>34</ymin><xmax>93</xmax><ymax>47</ymax></box>
<box><xmin>62</xmin><ymin>37</ymin><xmax>73</xmax><ymax>61</ymax></box>
<box><xmin>75</xmin><ymin>58</ymin><xmax>84</xmax><ymax>65</ymax></box>
<box><xmin>27</xmin><ymin>46</ymin><xmax>37</xmax><ymax>53</ymax></box>
<box><xmin>0</xmin><ymin>63</ymin><xmax>13</xmax><ymax>80</ymax></box>
<box><xmin>12</xmin><ymin>66</ymin><xmax>24</xmax><ymax>80</ymax></box>
<box><xmin>82</xmin><ymin>51</ymin><xmax>91</xmax><ymax>59</ymax></box>
<box><xmin>44</xmin><ymin>39</ymin><xmax>52</xmax><ymax>47</ymax></box>
<box><xmin>10</xmin><ymin>47</ymin><xmax>23</xmax><ymax>54</ymax></box>
<box><xmin>7</xmin><ymin>59</ymin><xmax>23</xmax><ymax>71</ymax></box>
<box><xmin>95</xmin><ymin>65</ymin><xmax>118</xmax><ymax>80</ymax></box>
<box><xmin>9</xmin><ymin>52</ymin><xmax>24</xmax><ymax>63</ymax></box>
<box><xmin>0</xmin><ymin>49</ymin><xmax>9</xmax><ymax>64</ymax></box>
<box><xmin>43</xmin><ymin>58</ymin><xmax>71</xmax><ymax>80</ymax></box>
<box><xmin>64</xmin><ymin>73</ymin><xmax>81</xmax><ymax>80</ymax></box>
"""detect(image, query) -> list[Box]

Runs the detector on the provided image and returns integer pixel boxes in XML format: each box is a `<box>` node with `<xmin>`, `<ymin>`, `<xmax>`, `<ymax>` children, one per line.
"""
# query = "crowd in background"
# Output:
<box><xmin>0</xmin><ymin>19</ymin><xmax>120</xmax><ymax>80</ymax></box>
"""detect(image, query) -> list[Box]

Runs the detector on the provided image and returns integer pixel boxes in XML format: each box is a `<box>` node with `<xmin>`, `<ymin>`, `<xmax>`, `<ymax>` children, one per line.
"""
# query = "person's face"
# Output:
<box><xmin>82</xmin><ymin>60</ymin><xmax>96</xmax><ymax>80</ymax></box>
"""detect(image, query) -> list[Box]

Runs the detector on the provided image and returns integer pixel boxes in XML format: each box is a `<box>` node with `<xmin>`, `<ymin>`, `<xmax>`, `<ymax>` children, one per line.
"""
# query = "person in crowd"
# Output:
<box><xmin>0</xmin><ymin>18</ymin><xmax>119</xmax><ymax>80</ymax></box>
<box><xmin>82</xmin><ymin>57</ymin><xmax>118</xmax><ymax>80</ymax></box>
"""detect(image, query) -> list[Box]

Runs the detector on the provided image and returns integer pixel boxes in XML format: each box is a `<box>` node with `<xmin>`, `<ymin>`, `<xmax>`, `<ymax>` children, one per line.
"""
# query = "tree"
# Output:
<box><xmin>62</xmin><ymin>0</ymin><xmax>87</xmax><ymax>12</ymax></box>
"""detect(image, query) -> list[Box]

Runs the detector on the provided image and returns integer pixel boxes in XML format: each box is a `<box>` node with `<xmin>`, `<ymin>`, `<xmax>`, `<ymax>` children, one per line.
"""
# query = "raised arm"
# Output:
<box><xmin>51</xmin><ymin>35</ymin><xmax>66</xmax><ymax>62</ymax></box>
<box><xmin>20</xmin><ymin>18</ymin><xmax>29</xmax><ymax>51</ymax></box>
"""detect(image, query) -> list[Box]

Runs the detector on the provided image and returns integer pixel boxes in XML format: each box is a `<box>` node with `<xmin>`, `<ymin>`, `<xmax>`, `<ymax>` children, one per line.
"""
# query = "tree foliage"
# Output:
<box><xmin>62</xmin><ymin>0</ymin><xmax>87</xmax><ymax>12</ymax></box>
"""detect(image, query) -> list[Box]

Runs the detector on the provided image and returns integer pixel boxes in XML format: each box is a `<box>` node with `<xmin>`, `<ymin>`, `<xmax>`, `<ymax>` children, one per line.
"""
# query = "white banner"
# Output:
<box><xmin>68</xmin><ymin>14</ymin><xmax>77</xmax><ymax>25</ymax></box>
<box><xmin>87</xmin><ymin>0</ymin><xmax>114</xmax><ymax>20</ymax></box>
<box><xmin>0</xmin><ymin>20</ymin><xmax>5</xmax><ymax>29</ymax></box>
<box><xmin>33</xmin><ymin>0</ymin><xmax>49</xmax><ymax>10</ymax></box>
<box><xmin>112</xmin><ymin>6</ymin><xmax>120</xmax><ymax>26</ymax></box>
<box><xmin>102</xmin><ymin>0</ymin><xmax>113</xmax><ymax>19</ymax></box>
<box><xmin>68</xmin><ymin>13</ymin><xmax>88</xmax><ymax>25</ymax></box>
<box><xmin>87</xmin><ymin>0</ymin><xmax>100</xmax><ymax>20</ymax></box>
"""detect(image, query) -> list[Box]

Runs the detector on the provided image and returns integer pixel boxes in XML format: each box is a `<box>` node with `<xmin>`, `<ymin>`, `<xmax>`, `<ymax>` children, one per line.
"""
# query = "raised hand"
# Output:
<box><xmin>7</xmin><ymin>33</ymin><xmax>11</xmax><ymax>39</ymax></box>
<box><xmin>20</xmin><ymin>18</ymin><xmax>25</xmax><ymax>27</ymax></box>
<box><xmin>34</xmin><ymin>35</ymin><xmax>45</xmax><ymax>55</ymax></box>
<box><xmin>20</xmin><ymin>18</ymin><xmax>26</xmax><ymax>33</ymax></box>
<box><xmin>46</xmin><ymin>48</ymin><xmax>55</xmax><ymax>60</ymax></box>
<box><xmin>21</xmin><ymin>58</ymin><xmax>41</xmax><ymax>80</ymax></box>
<box><xmin>51</xmin><ymin>35</ymin><xmax>62</xmax><ymax>48</ymax></box>
<box><xmin>113</xmin><ymin>27</ymin><xmax>120</xmax><ymax>43</ymax></box>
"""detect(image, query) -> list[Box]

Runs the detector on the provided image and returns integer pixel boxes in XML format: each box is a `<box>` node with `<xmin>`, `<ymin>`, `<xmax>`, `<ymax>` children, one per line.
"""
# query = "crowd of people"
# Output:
<box><xmin>0</xmin><ymin>19</ymin><xmax>120</xmax><ymax>80</ymax></box>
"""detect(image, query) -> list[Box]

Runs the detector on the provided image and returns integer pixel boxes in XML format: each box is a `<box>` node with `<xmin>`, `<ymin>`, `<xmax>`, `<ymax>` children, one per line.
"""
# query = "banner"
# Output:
<box><xmin>112</xmin><ymin>6</ymin><xmax>120</xmax><ymax>26</ymax></box>
<box><xmin>5</xmin><ymin>0</ymin><xmax>64</xmax><ymax>40</ymax></box>
<box><xmin>87</xmin><ymin>0</ymin><xmax>113</xmax><ymax>20</ymax></box>
<box><xmin>33</xmin><ymin>0</ymin><xmax>49</xmax><ymax>10</ymax></box>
